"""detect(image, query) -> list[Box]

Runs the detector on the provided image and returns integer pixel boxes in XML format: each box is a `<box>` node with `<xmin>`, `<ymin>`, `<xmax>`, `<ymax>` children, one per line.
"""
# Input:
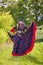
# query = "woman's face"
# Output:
<box><xmin>19</xmin><ymin>21</ymin><xmax>23</xmax><ymax>24</ymax></box>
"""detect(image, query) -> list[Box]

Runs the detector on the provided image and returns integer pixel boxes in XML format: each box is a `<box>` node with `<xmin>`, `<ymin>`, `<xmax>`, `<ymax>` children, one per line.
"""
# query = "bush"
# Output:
<box><xmin>0</xmin><ymin>11</ymin><xmax>15</xmax><ymax>43</ymax></box>
<box><xmin>0</xmin><ymin>29</ymin><xmax>8</xmax><ymax>43</ymax></box>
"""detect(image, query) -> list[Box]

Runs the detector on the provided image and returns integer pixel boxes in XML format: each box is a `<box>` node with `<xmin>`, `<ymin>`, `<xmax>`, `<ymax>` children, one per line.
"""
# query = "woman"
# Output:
<box><xmin>8</xmin><ymin>20</ymin><xmax>36</xmax><ymax>56</ymax></box>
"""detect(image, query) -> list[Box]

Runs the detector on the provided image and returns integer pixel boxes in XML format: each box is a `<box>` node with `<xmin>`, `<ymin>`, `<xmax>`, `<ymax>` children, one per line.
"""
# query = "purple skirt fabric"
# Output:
<box><xmin>8</xmin><ymin>22</ymin><xmax>36</xmax><ymax>56</ymax></box>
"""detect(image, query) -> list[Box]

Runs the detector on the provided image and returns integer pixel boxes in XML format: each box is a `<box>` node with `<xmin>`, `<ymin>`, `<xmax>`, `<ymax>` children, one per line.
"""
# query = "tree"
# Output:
<box><xmin>0</xmin><ymin>0</ymin><xmax>43</xmax><ymax>26</ymax></box>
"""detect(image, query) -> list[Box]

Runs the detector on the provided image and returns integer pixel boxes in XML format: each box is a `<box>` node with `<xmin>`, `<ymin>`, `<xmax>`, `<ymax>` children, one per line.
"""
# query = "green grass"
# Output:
<box><xmin>0</xmin><ymin>42</ymin><xmax>43</xmax><ymax>65</ymax></box>
<box><xmin>35</xmin><ymin>29</ymin><xmax>43</xmax><ymax>42</ymax></box>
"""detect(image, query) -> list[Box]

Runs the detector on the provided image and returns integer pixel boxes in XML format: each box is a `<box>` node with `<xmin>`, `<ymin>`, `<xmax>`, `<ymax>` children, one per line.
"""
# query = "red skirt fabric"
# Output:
<box><xmin>8</xmin><ymin>22</ymin><xmax>36</xmax><ymax>56</ymax></box>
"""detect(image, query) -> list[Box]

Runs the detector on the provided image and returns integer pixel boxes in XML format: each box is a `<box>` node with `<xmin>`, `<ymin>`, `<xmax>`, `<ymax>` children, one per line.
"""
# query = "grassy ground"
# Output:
<box><xmin>0</xmin><ymin>42</ymin><xmax>43</xmax><ymax>65</ymax></box>
<box><xmin>36</xmin><ymin>29</ymin><xmax>43</xmax><ymax>42</ymax></box>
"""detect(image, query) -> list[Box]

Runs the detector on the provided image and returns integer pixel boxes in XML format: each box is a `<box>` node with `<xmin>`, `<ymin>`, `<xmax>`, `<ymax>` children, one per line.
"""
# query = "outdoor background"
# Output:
<box><xmin>0</xmin><ymin>0</ymin><xmax>43</xmax><ymax>65</ymax></box>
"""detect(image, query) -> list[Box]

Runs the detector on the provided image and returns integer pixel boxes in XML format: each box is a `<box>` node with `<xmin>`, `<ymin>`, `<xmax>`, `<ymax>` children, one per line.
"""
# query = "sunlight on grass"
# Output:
<box><xmin>0</xmin><ymin>42</ymin><xmax>43</xmax><ymax>65</ymax></box>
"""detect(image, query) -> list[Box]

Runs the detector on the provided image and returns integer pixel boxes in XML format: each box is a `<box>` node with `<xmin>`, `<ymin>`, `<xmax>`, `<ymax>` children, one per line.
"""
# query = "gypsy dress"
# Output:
<box><xmin>8</xmin><ymin>22</ymin><xmax>36</xmax><ymax>56</ymax></box>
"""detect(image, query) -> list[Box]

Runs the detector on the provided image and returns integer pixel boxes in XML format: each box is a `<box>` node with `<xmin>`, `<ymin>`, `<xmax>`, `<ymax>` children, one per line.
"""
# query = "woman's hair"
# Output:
<box><xmin>18</xmin><ymin>18</ymin><xmax>23</xmax><ymax>22</ymax></box>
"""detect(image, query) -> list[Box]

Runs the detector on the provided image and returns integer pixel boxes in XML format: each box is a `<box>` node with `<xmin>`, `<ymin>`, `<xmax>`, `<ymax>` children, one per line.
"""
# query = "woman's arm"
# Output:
<box><xmin>23</xmin><ymin>22</ymin><xmax>27</xmax><ymax>29</ymax></box>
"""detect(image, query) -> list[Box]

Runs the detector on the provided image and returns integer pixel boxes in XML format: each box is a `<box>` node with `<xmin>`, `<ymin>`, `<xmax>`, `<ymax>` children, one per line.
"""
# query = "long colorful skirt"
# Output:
<box><xmin>8</xmin><ymin>22</ymin><xmax>36</xmax><ymax>56</ymax></box>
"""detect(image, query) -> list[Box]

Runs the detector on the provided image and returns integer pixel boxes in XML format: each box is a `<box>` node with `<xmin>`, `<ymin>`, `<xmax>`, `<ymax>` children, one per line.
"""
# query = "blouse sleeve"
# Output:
<box><xmin>10</xmin><ymin>26</ymin><xmax>17</xmax><ymax>32</ymax></box>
